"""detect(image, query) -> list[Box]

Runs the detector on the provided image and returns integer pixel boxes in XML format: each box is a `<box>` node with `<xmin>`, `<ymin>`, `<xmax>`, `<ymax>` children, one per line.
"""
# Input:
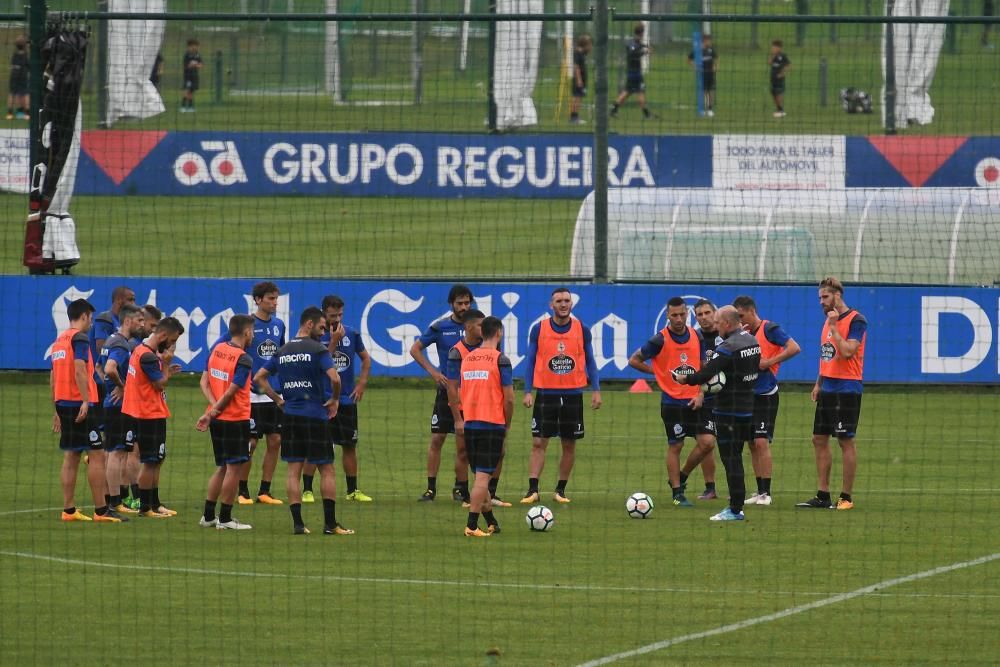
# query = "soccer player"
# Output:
<box><xmin>688</xmin><ymin>299</ymin><xmax>720</xmax><ymax>499</ymax></box>
<box><xmin>99</xmin><ymin>303</ymin><xmax>144</xmax><ymax>515</ymax></box>
<box><xmin>256</xmin><ymin>307</ymin><xmax>353</xmax><ymax>536</ymax></box>
<box><xmin>122</xmin><ymin>317</ymin><xmax>185</xmax><ymax>518</ymax></box>
<box><xmin>90</xmin><ymin>286</ymin><xmax>136</xmax><ymax>372</ymax></box>
<box><xmin>458</xmin><ymin>316</ymin><xmax>514</xmax><ymax>537</ymax></box>
<box><xmin>302</xmin><ymin>295</ymin><xmax>373</xmax><ymax>504</ymax></box>
<box><xmin>768</xmin><ymin>39</ymin><xmax>791</xmax><ymax>118</ymax></box>
<box><xmin>521</xmin><ymin>288</ymin><xmax>601</xmax><ymax>504</ymax></box>
<box><xmin>230</xmin><ymin>281</ymin><xmax>287</xmax><ymax>505</ymax></box>
<box><xmin>610</xmin><ymin>23</ymin><xmax>652</xmax><ymax>119</ymax></box>
<box><xmin>120</xmin><ymin>304</ymin><xmax>160</xmax><ymax>509</ymax></box>
<box><xmin>410</xmin><ymin>284</ymin><xmax>473</xmax><ymax>502</ymax></box>
<box><xmin>181</xmin><ymin>38</ymin><xmax>203</xmax><ymax>112</ymax></box>
<box><xmin>569</xmin><ymin>34</ymin><xmax>592</xmax><ymax>124</ymax></box>
<box><xmin>51</xmin><ymin>298</ymin><xmax>123</xmax><ymax>522</ymax></box>
<box><xmin>196</xmin><ymin>314</ymin><xmax>256</xmax><ymax>531</ymax></box>
<box><xmin>797</xmin><ymin>277</ymin><xmax>867</xmax><ymax>511</ymax></box>
<box><xmin>733</xmin><ymin>295</ymin><xmax>800</xmax><ymax>506</ymax></box>
<box><xmin>629</xmin><ymin>297</ymin><xmax>715</xmax><ymax>508</ymax></box>
<box><xmin>6</xmin><ymin>35</ymin><xmax>28</xmax><ymax>120</ymax></box>
<box><xmin>675</xmin><ymin>306</ymin><xmax>761</xmax><ymax>522</ymax></box>
<box><xmin>687</xmin><ymin>33</ymin><xmax>718</xmax><ymax>116</ymax></box>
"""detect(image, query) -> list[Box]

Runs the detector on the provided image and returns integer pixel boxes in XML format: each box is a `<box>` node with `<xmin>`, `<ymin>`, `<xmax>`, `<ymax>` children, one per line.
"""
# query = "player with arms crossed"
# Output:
<box><xmin>410</xmin><ymin>284</ymin><xmax>473</xmax><ymax>503</ymax></box>
<box><xmin>676</xmin><ymin>306</ymin><xmax>761</xmax><ymax>522</ymax></box>
<box><xmin>196</xmin><ymin>314</ymin><xmax>256</xmax><ymax>530</ymax></box>
<box><xmin>733</xmin><ymin>295</ymin><xmax>800</xmax><ymax>506</ymax></box>
<box><xmin>458</xmin><ymin>317</ymin><xmax>515</xmax><ymax>537</ymax></box>
<box><xmin>629</xmin><ymin>297</ymin><xmax>716</xmax><ymax>508</ymax></box>
<box><xmin>521</xmin><ymin>288</ymin><xmax>602</xmax><ymax>505</ymax></box>
<box><xmin>302</xmin><ymin>295</ymin><xmax>373</xmax><ymax>504</ymax></box>
<box><xmin>797</xmin><ymin>277</ymin><xmax>867</xmax><ymax>511</ymax></box>
<box><xmin>256</xmin><ymin>307</ymin><xmax>353</xmax><ymax>536</ymax></box>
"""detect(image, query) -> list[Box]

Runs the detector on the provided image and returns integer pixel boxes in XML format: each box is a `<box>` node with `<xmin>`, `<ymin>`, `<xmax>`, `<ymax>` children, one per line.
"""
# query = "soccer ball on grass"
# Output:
<box><xmin>626</xmin><ymin>492</ymin><xmax>654</xmax><ymax>519</ymax></box>
<box><xmin>525</xmin><ymin>505</ymin><xmax>554</xmax><ymax>531</ymax></box>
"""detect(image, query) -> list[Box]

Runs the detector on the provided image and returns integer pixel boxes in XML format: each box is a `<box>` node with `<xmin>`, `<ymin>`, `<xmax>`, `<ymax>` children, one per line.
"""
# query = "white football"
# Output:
<box><xmin>701</xmin><ymin>371</ymin><xmax>726</xmax><ymax>395</ymax></box>
<box><xmin>626</xmin><ymin>492</ymin><xmax>654</xmax><ymax>519</ymax></box>
<box><xmin>526</xmin><ymin>505</ymin><xmax>554</xmax><ymax>531</ymax></box>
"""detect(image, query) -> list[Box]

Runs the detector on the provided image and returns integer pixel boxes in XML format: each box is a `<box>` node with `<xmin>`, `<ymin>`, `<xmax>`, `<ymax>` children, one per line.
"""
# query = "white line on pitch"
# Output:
<box><xmin>575</xmin><ymin>552</ymin><xmax>1000</xmax><ymax>667</ymax></box>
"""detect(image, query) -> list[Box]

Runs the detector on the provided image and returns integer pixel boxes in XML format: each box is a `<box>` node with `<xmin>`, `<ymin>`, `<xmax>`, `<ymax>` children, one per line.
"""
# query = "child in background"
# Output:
<box><xmin>768</xmin><ymin>39</ymin><xmax>791</xmax><ymax>118</ymax></box>
<box><xmin>181</xmin><ymin>39</ymin><xmax>203</xmax><ymax>113</ymax></box>
<box><xmin>569</xmin><ymin>34</ymin><xmax>592</xmax><ymax>124</ymax></box>
<box><xmin>7</xmin><ymin>35</ymin><xmax>29</xmax><ymax>120</ymax></box>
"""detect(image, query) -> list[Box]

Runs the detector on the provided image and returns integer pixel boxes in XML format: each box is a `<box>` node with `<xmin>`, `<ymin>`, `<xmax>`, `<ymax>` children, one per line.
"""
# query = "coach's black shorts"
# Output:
<box><xmin>329</xmin><ymin>403</ymin><xmax>359</xmax><ymax>447</ymax></box>
<box><xmin>770</xmin><ymin>80</ymin><xmax>785</xmax><ymax>96</ymax></box>
<box><xmin>660</xmin><ymin>403</ymin><xmax>715</xmax><ymax>445</ymax></box>
<box><xmin>134</xmin><ymin>417</ymin><xmax>167</xmax><ymax>464</ymax></box>
<box><xmin>714</xmin><ymin>413</ymin><xmax>754</xmax><ymax>448</ymax></box>
<box><xmin>250</xmin><ymin>401</ymin><xmax>282</xmax><ymax>438</ymax></box>
<box><xmin>813</xmin><ymin>392</ymin><xmax>862</xmax><ymax>439</ymax></box>
<box><xmin>430</xmin><ymin>387</ymin><xmax>455</xmax><ymax>435</ymax></box>
<box><xmin>531</xmin><ymin>392</ymin><xmax>585</xmax><ymax>440</ymax></box>
<box><xmin>466</xmin><ymin>428</ymin><xmax>505</xmax><ymax>473</ymax></box>
<box><xmin>703</xmin><ymin>74</ymin><xmax>716</xmax><ymax>91</ymax></box>
<box><xmin>752</xmin><ymin>392</ymin><xmax>780</xmax><ymax>442</ymax></box>
<box><xmin>281</xmin><ymin>413</ymin><xmax>334</xmax><ymax>465</ymax></box>
<box><xmin>56</xmin><ymin>404</ymin><xmax>102</xmax><ymax>452</ymax></box>
<box><xmin>210</xmin><ymin>419</ymin><xmax>252</xmax><ymax>467</ymax></box>
<box><xmin>625</xmin><ymin>75</ymin><xmax>645</xmax><ymax>94</ymax></box>
<box><xmin>102</xmin><ymin>406</ymin><xmax>134</xmax><ymax>452</ymax></box>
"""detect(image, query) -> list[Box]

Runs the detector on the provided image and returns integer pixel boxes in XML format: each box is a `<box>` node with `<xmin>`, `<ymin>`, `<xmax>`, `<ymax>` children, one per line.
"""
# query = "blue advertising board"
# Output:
<box><xmin>6</xmin><ymin>277</ymin><xmax>999</xmax><ymax>384</ymax></box>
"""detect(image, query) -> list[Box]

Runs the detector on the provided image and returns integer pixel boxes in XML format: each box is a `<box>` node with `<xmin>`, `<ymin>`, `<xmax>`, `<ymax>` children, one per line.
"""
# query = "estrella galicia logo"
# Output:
<box><xmin>820</xmin><ymin>341</ymin><xmax>837</xmax><ymax>362</ymax></box>
<box><xmin>672</xmin><ymin>363</ymin><xmax>696</xmax><ymax>379</ymax></box>
<box><xmin>258</xmin><ymin>339</ymin><xmax>278</xmax><ymax>359</ymax></box>
<box><xmin>332</xmin><ymin>351</ymin><xmax>351</xmax><ymax>372</ymax></box>
<box><xmin>548</xmin><ymin>354</ymin><xmax>576</xmax><ymax>375</ymax></box>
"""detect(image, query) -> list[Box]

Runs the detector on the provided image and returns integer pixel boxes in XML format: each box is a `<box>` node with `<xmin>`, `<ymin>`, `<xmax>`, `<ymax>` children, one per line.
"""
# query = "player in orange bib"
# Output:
<box><xmin>797</xmin><ymin>277</ymin><xmax>867</xmax><ymax>511</ymax></box>
<box><xmin>520</xmin><ymin>287</ymin><xmax>602</xmax><ymax>505</ymax></box>
<box><xmin>122</xmin><ymin>317</ymin><xmax>185</xmax><ymax>518</ymax></box>
<box><xmin>196</xmin><ymin>314</ymin><xmax>256</xmax><ymax>530</ymax></box>
<box><xmin>50</xmin><ymin>298</ymin><xmax>123</xmax><ymax>523</ymax></box>
<box><xmin>457</xmin><ymin>316</ymin><xmax>514</xmax><ymax>537</ymax></box>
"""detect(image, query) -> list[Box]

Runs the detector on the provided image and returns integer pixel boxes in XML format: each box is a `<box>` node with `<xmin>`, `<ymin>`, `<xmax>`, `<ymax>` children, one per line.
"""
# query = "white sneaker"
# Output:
<box><xmin>216</xmin><ymin>519</ymin><xmax>252</xmax><ymax>530</ymax></box>
<box><xmin>773</xmin><ymin>111</ymin><xmax>786</xmax><ymax>118</ymax></box>
<box><xmin>198</xmin><ymin>516</ymin><xmax>218</xmax><ymax>528</ymax></box>
<box><xmin>745</xmin><ymin>493</ymin><xmax>761</xmax><ymax>505</ymax></box>
<box><xmin>706</xmin><ymin>109</ymin><xmax>714</xmax><ymax>117</ymax></box>
<box><xmin>756</xmin><ymin>493</ymin><xmax>773</xmax><ymax>506</ymax></box>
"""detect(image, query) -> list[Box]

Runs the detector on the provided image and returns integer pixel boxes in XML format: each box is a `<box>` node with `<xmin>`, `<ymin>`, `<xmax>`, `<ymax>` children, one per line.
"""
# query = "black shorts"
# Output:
<box><xmin>571</xmin><ymin>83</ymin><xmax>586</xmax><ymax>98</ymax></box>
<box><xmin>625</xmin><ymin>75</ymin><xmax>645</xmax><ymax>93</ymax></box>
<box><xmin>134</xmin><ymin>417</ymin><xmax>167</xmax><ymax>464</ymax></box>
<box><xmin>430</xmin><ymin>387</ymin><xmax>455</xmax><ymax>435</ymax></box>
<box><xmin>184</xmin><ymin>77</ymin><xmax>199</xmax><ymax>92</ymax></box>
<box><xmin>93</xmin><ymin>384</ymin><xmax>106</xmax><ymax>428</ymax></box>
<box><xmin>56</xmin><ymin>404</ymin><xmax>102</xmax><ymax>452</ymax></box>
<box><xmin>714</xmin><ymin>413</ymin><xmax>754</xmax><ymax>447</ymax></box>
<box><xmin>329</xmin><ymin>403</ymin><xmax>359</xmax><ymax>447</ymax></box>
<box><xmin>9</xmin><ymin>77</ymin><xmax>27</xmax><ymax>96</ymax></box>
<box><xmin>813</xmin><ymin>392</ymin><xmax>862</xmax><ymax>439</ymax></box>
<box><xmin>702</xmin><ymin>74</ymin><xmax>716</xmax><ymax>91</ymax></box>
<box><xmin>752</xmin><ymin>392</ymin><xmax>780</xmax><ymax>442</ymax></box>
<box><xmin>210</xmin><ymin>419</ymin><xmax>252</xmax><ymax>467</ymax></box>
<box><xmin>102</xmin><ymin>406</ymin><xmax>134</xmax><ymax>452</ymax></box>
<box><xmin>660</xmin><ymin>403</ymin><xmax>716</xmax><ymax>445</ymax></box>
<box><xmin>531</xmin><ymin>392</ymin><xmax>584</xmax><ymax>440</ymax></box>
<box><xmin>466</xmin><ymin>428</ymin><xmax>505</xmax><ymax>473</ymax></box>
<box><xmin>281</xmin><ymin>413</ymin><xmax>334</xmax><ymax>465</ymax></box>
<box><xmin>250</xmin><ymin>401</ymin><xmax>282</xmax><ymax>438</ymax></box>
<box><xmin>770</xmin><ymin>80</ymin><xmax>785</xmax><ymax>95</ymax></box>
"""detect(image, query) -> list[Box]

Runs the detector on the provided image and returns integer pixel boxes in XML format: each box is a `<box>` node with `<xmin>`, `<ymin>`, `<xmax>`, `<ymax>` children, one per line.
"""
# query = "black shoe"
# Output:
<box><xmin>103</xmin><ymin>507</ymin><xmax>130</xmax><ymax>522</ymax></box>
<box><xmin>795</xmin><ymin>496</ymin><xmax>833</xmax><ymax>509</ymax></box>
<box><xmin>293</xmin><ymin>524</ymin><xmax>311</xmax><ymax>535</ymax></box>
<box><xmin>418</xmin><ymin>489</ymin><xmax>436</xmax><ymax>502</ymax></box>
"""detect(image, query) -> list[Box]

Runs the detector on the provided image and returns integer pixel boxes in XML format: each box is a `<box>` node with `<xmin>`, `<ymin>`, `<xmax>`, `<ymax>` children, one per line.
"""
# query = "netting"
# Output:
<box><xmin>1</xmin><ymin>2</ymin><xmax>999</xmax><ymax>665</ymax></box>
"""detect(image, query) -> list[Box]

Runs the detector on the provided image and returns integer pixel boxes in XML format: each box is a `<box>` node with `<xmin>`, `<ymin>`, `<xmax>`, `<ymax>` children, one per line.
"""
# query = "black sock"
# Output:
<box><xmin>488</xmin><ymin>477</ymin><xmax>498</xmax><ymax>497</ymax></box>
<box><xmin>466</xmin><ymin>512</ymin><xmax>480</xmax><ymax>531</ymax></box>
<box><xmin>483</xmin><ymin>511</ymin><xmax>498</xmax><ymax>527</ymax></box>
<box><xmin>95</xmin><ymin>505</ymin><xmax>108</xmax><ymax>516</ymax></box>
<box><xmin>427</xmin><ymin>476</ymin><xmax>437</xmax><ymax>492</ymax></box>
<box><xmin>570</xmin><ymin>112</ymin><xmax>579</xmax><ymax>120</ymax></box>
<box><xmin>555</xmin><ymin>479</ymin><xmax>568</xmax><ymax>494</ymax></box>
<box><xmin>105</xmin><ymin>494</ymin><xmax>112</xmax><ymax>507</ymax></box>
<box><xmin>763</xmin><ymin>478</ymin><xmax>772</xmax><ymax>495</ymax></box>
<box><xmin>611</xmin><ymin>103</ymin><xmax>619</xmax><ymax>111</ymax></box>
<box><xmin>64</xmin><ymin>506</ymin><xmax>76</xmax><ymax>515</ymax></box>
<box><xmin>203</xmin><ymin>500</ymin><xmax>216</xmax><ymax>522</ymax></box>
<box><xmin>109</xmin><ymin>494</ymin><xmax>121</xmax><ymax>508</ymax></box>
<box><xmin>528</xmin><ymin>477</ymin><xmax>539</xmax><ymax>493</ymax></box>
<box><xmin>120</xmin><ymin>485</ymin><xmax>130</xmax><ymax>499</ymax></box>
<box><xmin>323</xmin><ymin>498</ymin><xmax>336</xmax><ymax>527</ymax></box>
<box><xmin>239</xmin><ymin>480</ymin><xmax>250</xmax><ymax>497</ymax></box>
<box><xmin>679</xmin><ymin>471</ymin><xmax>689</xmax><ymax>486</ymax></box>
<box><xmin>302</xmin><ymin>474</ymin><xmax>314</xmax><ymax>492</ymax></box>
<box><xmin>290</xmin><ymin>502</ymin><xmax>303</xmax><ymax>526</ymax></box>
<box><xmin>672</xmin><ymin>486</ymin><xmax>682</xmax><ymax>499</ymax></box>
<box><xmin>346</xmin><ymin>476</ymin><xmax>358</xmax><ymax>494</ymax></box>
<box><xmin>130</xmin><ymin>483</ymin><xmax>140</xmax><ymax>499</ymax></box>
<box><xmin>755</xmin><ymin>477</ymin><xmax>764</xmax><ymax>494</ymax></box>
<box><xmin>817</xmin><ymin>490</ymin><xmax>832</xmax><ymax>502</ymax></box>
<box><xmin>642</xmin><ymin>107</ymin><xmax>651</xmax><ymax>118</ymax></box>
<box><xmin>219</xmin><ymin>503</ymin><xmax>233</xmax><ymax>523</ymax></box>
<box><xmin>151</xmin><ymin>487</ymin><xmax>161</xmax><ymax>509</ymax></box>
<box><xmin>139</xmin><ymin>488</ymin><xmax>151</xmax><ymax>513</ymax></box>
<box><xmin>457</xmin><ymin>480</ymin><xmax>469</xmax><ymax>501</ymax></box>
<box><xmin>705</xmin><ymin>482</ymin><xmax>716</xmax><ymax>492</ymax></box>
<box><xmin>258</xmin><ymin>480</ymin><xmax>271</xmax><ymax>496</ymax></box>
<box><xmin>839</xmin><ymin>492</ymin><xmax>852</xmax><ymax>502</ymax></box>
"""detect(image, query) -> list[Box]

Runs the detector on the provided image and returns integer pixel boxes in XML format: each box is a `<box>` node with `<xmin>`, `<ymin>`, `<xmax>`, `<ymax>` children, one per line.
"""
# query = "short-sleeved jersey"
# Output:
<box><xmin>52</xmin><ymin>328</ymin><xmax>98</xmax><ymax>406</ymax></box>
<box><xmin>819</xmin><ymin>310</ymin><xmax>867</xmax><ymax>394</ymax></box>
<box><xmin>100</xmin><ymin>332</ymin><xmax>137</xmax><ymax>408</ymax></box>
<box><xmin>417</xmin><ymin>315</ymin><xmax>465</xmax><ymax>374</ymax></box>
<box><xmin>638</xmin><ymin>327</ymin><xmax>704</xmax><ymax>406</ymax></box>
<box><xmin>687</xmin><ymin>330</ymin><xmax>761</xmax><ymax>417</ymax></box>
<box><xmin>461</xmin><ymin>349</ymin><xmax>513</xmax><ymax>430</ymax></box>
<box><xmin>10</xmin><ymin>50</ymin><xmax>28</xmax><ymax>82</ymax></box>
<box><xmin>215</xmin><ymin>314</ymin><xmax>286</xmax><ymax>401</ymax></box>
<box><xmin>183</xmin><ymin>51</ymin><xmax>203</xmax><ymax>80</ymax></box>
<box><xmin>206</xmin><ymin>341</ymin><xmax>253</xmax><ymax>422</ymax></box>
<box><xmin>320</xmin><ymin>325</ymin><xmax>366</xmax><ymax>405</ymax></box>
<box><xmin>770</xmin><ymin>52</ymin><xmax>790</xmax><ymax>82</ymax></box>
<box><xmin>446</xmin><ymin>339</ymin><xmax>481</xmax><ymax>382</ymax></box>
<box><xmin>89</xmin><ymin>309</ymin><xmax>119</xmax><ymax>365</ymax></box>
<box><xmin>262</xmin><ymin>337</ymin><xmax>334</xmax><ymax>421</ymax></box>
<box><xmin>626</xmin><ymin>37</ymin><xmax>646</xmax><ymax>75</ymax></box>
<box><xmin>688</xmin><ymin>46</ymin><xmax>717</xmax><ymax>73</ymax></box>
<box><xmin>573</xmin><ymin>48</ymin><xmax>588</xmax><ymax>87</ymax></box>
<box><xmin>752</xmin><ymin>320</ymin><xmax>791</xmax><ymax>395</ymax></box>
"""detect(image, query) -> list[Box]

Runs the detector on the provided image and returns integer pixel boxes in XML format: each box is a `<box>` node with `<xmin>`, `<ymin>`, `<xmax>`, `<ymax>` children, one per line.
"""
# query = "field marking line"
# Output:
<box><xmin>575</xmin><ymin>551</ymin><xmax>1000</xmax><ymax>667</ymax></box>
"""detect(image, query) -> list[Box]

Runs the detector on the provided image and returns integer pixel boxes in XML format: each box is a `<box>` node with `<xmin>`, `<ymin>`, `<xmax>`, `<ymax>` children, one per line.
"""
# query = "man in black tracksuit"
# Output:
<box><xmin>676</xmin><ymin>306</ymin><xmax>761</xmax><ymax>522</ymax></box>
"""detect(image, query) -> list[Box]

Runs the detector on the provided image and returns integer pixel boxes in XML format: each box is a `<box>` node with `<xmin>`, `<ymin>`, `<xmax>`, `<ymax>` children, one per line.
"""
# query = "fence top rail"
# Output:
<box><xmin>616</xmin><ymin>12</ymin><xmax>1000</xmax><ymax>25</ymax></box>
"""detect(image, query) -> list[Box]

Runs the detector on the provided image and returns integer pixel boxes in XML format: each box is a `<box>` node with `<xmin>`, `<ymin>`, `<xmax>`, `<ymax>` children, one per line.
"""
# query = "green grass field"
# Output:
<box><xmin>1</xmin><ymin>374</ymin><xmax>998</xmax><ymax>664</ymax></box>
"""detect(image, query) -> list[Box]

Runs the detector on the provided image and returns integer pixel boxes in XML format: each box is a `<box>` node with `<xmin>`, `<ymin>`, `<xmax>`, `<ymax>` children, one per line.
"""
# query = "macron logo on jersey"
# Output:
<box><xmin>210</xmin><ymin>368</ymin><xmax>229</xmax><ymax>381</ymax></box>
<box><xmin>463</xmin><ymin>370</ymin><xmax>490</xmax><ymax>381</ymax></box>
<box><xmin>279</xmin><ymin>353</ymin><xmax>312</xmax><ymax>364</ymax></box>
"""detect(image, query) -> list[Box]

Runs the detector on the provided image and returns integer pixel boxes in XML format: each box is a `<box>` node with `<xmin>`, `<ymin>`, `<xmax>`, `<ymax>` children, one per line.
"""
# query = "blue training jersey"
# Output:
<box><xmin>417</xmin><ymin>315</ymin><xmax>465</xmax><ymax>374</ymax></box>
<box><xmin>320</xmin><ymin>325</ymin><xmax>366</xmax><ymax>406</ymax></box>
<box><xmin>262</xmin><ymin>337</ymin><xmax>334</xmax><ymax>420</ymax></box>
<box><xmin>820</xmin><ymin>311</ymin><xmax>868</xmax><ymax>395</ymax></box>
<box><xmin>99</xmin><ymin>332</ymin><xmax>137</xmax><ymax>408</ymax></box>
<box><xmin>89</xmin><ymin>309</ymin><xmax>119</xmax><ymax>364</ymax></box>
<box><xmin>754</xmin><ymin>321</ymin><xmax>791</xmax><ymax>395</ymax></box>
<box><xmin>213</xmin><ymin>313</ymin><xmax>286</xmax><ymax>396</ymax></box>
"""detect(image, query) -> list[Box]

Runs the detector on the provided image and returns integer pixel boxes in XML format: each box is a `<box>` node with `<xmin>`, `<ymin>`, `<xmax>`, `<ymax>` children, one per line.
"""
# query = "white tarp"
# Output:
<box><xmin>42</xmin><ymin>100</ymin><xmax>82</xmax><ymax>263</ymax></box>
<box><xmin>494</xmin><ymin>0</ymin><xmax>542</xmax><ymax>131</ymax></box>
<box><xmin>106</xmin><ymin>0</ymin><xmax>165</xmax><ymax>125</ymax></box>
<box><xmin>882</xmin><ymin>0</ymin><xmax>949</xmax><ymax>127</ymax></box>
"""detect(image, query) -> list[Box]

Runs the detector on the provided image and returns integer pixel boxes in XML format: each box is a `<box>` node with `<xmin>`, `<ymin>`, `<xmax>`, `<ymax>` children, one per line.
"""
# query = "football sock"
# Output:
<box><xmin>570</xmin><ymin>112</ymin><xmax>579</xmax><ymax>120</ymax></box>
<box><xmin>642</xmin><ymin>107</ymin><xmax>651</xmax><ymax>118</ymax></box>
<box><xmin>120</xmin><ymin>485</ymin><xmax>129</xmax><ymax>500</ymax></box>
<box><xmin>555</xmin><ymin>479</ymin><xmax>568</xmax><ymax>494</ymax></box>
<box><xmin>488</xmin><ymin>477</ymin><xmax>498</xmax><ymax>497</ymax></box>
<box><xmin>528</xmin><ymin>477</ymin><xmax>539</xmax><ymax>493</ymax></box>
<box><xmin>839</xmin><ymin>492</ymin><xmax>852</xmax><ymax>502</ymax></box>
<box><xmin>302</xmin><ymin>474</ymin><xmax>314</xmax><ymax>492</ymax></box>
<box><xmin>239</xmin><ymin>480</ymin><xmax>250</xmax><ymax>497</ymax></box>
<box><xmin>763</xmin><ymin>478</ymin><xmax>772</xmax><ymax>494</ymax></box>
<box><xmin>456</xmin><ymin>480</ymin><xmax>469</xmax><ymax>499</ymax></box>
<box><xmin>203</xmin><ymin>500</ymin><xmax>216</xmax><ymax>522</ymax></box>
<box><xmin>323</xmin><ymin>498</ymin><xmax>336</xmax><ymax>527</ymax></box>
<box><xmin>95</xmin><ymin>505</ymin><xmax>108</xmax><ymax>516</ymax></box>
<box><xmin>258</xmin><ymin>480</ymin><xmax>271</xmax><ymax>495</ymax></box>
<box><xmin>219</xmin><ymin>503</ymin><xmax>233</xmax><ymax>524</ymax></box>
<box><xmin>427</xmin><ymin>476</ymin><xmax>437</xmax><ymax>492</ymax></box>
<box><xmin>705</xmin><ymin>482</ymin><xmax>716</xmax><ymax>492</ymax></box>
<box><xmin>679</xmin><ymin>471</ymin><xmax>689</xmax><ymax>486</ymax></box>
<box><xmin>64</xmin><ymin>506</ymin><xmax>76</xmax><ymax>515</ymax></box>
<box><xmin>755</xmin><ymin>477</ymin><xmax>764</xmax><ymax>494</ymax></box>
<box><xmin>466</xmin><ymin>512</ymin><xmax>480</xmax><ymax>531</ymax></box>
<box><xmin>672</xmin><ymin>486</ymin><xmax>683</xmax><ymax>499</ymax></box>
<box><xmin>151</xmin><ymin>487</ymin><xmax>161</xmax><ymax>508</ymax></box>
<box><xmin>105</xmin><ymin>494</ymin><xmax>112</xmax><ymax>507</ymax></box>
<box><xmin>109</xmin><ymin>494</ymin><xmax>121</xmax><ymax>508</ymax></box>
<box><xmin>139</xmin><ymin>488</ymin><xmax>151</xmax><ymax>513</ymax></box>
<box><xmin>483</xmin><ymin>511</ymin><xmax>497</xmax><ymax>527</ymax></box>
<box><xmin>817</xmin><ymin>490</ymin><xmax>832</xmax><ymax>503</ymax></box>
<box><xmin>130</xmin><ymin>483</ymin><xmax>140</xmax><ymax>500</ymax></box>
<box><xmin>290</xmin><ymin>503</ymin><xmax>303</xmax><ymax>526</ymax></box>
<box><xmin>346</xmin><ymin>476</ymin><xmax>358</xmax><ymax>494</ymax></box>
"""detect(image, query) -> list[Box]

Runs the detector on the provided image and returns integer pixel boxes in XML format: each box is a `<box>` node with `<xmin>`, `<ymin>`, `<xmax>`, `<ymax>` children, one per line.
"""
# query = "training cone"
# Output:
<box><xmin>629</xmin><ymin>379</ymin><xmax>653</xmax><ymax>394</ymax></box>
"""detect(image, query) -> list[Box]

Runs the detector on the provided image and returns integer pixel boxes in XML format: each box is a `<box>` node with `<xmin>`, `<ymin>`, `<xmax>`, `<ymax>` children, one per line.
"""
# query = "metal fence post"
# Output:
<box><xmin>795</xmin><ymin>0</ymin><xmax>808</xmax><ymax>46</ymax></box>
<box><xmin>487</xmin><ymin>1</ymin><xmax>497</xmax><ymax>131</ymax></box>
<box><xmin>750</xmin><ymin>0</ymin><xmax>759</xmax><ymax>48</ymax></box>
<box><xmin>214</xmin><ymin>50</ymin><xmax>223</xmax><ymax>103</ymax></box>
<box><xmin>819</xmin><ymin>56</ymin><xmax>827</xmax><ymax>106</ymax></box>
<box><xmin>97</xmin><ymin>0</ymin><xmax>108</xmax><ymax>126</ymax></box>
<box><xmin>829</xmin><ymin>0</ymin><xmax>837</xmax><ymax>43</ymax></box>
<box><xmin>885</xmin><ymin>0</ymin><xmax>897</xmax><ymax>134</ymax></box>
<box><xmin>593</xmin><ymin>0</ymin><xmax>609</xmax><ymax>283</ymax></box>
<box><xmin>28</xmin><ymin>0</ymin><xmax>45</xmax><ymax>156</ymax></box>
